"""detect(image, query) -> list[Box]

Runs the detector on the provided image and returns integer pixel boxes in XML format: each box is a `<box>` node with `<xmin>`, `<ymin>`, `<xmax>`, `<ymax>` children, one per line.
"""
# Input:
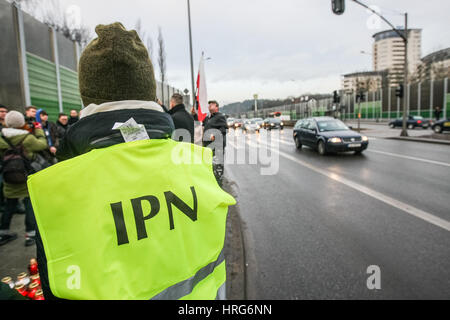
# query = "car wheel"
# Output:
<box><xmin>434</xmin><ymin>125</ymin><xmax>443</xmax><ymax>133</ymax></box>
<box><xmin>407</xmin><ymin>124</ymin><xmax>414</xmax><ymax>130</ymax></box>
<box><xmin>295</xmin><ymin>137</ymin><xmax>302</xmax><ymax>150</ymax></box>
<box><xmin>317</xmin><ymin>140</ymin><xmax>327</xmax><ymax>156</ymax></box>
<box><xmin>389</xmin><ymin>123</ymin><xmax>395</xmax><ymax>128</ymax></box>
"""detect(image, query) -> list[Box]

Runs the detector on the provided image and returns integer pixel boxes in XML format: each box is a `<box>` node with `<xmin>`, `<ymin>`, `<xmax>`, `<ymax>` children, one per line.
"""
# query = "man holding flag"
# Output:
<box><xmin>191</xmin><ymin>55</ymin><xmax>228</xmax><ymax>184</ymax></box>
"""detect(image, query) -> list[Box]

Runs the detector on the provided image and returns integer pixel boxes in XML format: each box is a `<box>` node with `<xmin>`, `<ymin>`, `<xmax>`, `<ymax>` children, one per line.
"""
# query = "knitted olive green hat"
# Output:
<box><xmin>79</xmin><ymin>22</ymin><xmax>156</xmax><ymax>106</ymax></box>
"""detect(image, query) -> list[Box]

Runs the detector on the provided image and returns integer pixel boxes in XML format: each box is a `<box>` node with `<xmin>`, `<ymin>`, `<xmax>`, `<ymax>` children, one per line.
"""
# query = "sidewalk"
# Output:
<box><xmin>345</xmin><ymin>121</ymin><xmax>450</xmax><ymax>144</ymax></box>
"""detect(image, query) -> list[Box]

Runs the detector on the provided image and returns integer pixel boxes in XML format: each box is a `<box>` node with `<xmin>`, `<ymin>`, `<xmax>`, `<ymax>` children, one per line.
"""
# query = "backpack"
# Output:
<box><xmin>1</xmin><ymin>135</ymin><xmax>32</xmax><ymax>184</ymax></box>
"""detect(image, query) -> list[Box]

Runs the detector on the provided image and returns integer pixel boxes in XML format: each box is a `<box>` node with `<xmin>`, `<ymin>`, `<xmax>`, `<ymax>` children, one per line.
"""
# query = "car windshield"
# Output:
<box><xmin>317</xmin><ymin>120</ymin><xmax>348</xmax><ymax>132</ymax></box>
<box><xmin>413</xmin><ymin>116</ymin><xmax>423</xmax><ymax>120</ymax></box>
<box><xmin>270</xmin><ymin>118</ymin><xmax>281</xmax><ymax>123</ymax></box>
<box><xmin>254</xmin><ymin>118</ymin><xmax>263</xmax><ymax>122</ymax></box>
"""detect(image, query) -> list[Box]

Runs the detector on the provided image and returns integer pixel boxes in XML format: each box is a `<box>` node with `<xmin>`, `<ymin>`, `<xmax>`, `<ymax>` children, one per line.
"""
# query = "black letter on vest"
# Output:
<box><xmin>165</xmin><ymin>187</ymin><xmax>198</xmax><ymax>230</ymax></box>
<box><xmin>131</xmin><ymin>196</ymin><xmax>160</xmax><ymax>240</ymax></box>
<box><xmin>110</xmin><ymin>202</ymin><xmax>129</xmax><ymax>246</ymax></box>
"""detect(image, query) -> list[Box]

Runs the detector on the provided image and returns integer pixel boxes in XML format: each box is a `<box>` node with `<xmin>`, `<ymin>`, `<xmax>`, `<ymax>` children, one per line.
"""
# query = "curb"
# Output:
<box><xmin>385</xmin><ymin>136</ymin><xmax>450</xmax><ymax>145</ymax></box>
<box><xmin>222</xmin><ymin>176</ymin><xmax>247</xmax><ymax>300</ymax></box>
<box><xmin>223</xmin><ymin>169</ymin><xmax>259</xmax><ymax>300</ymax></box>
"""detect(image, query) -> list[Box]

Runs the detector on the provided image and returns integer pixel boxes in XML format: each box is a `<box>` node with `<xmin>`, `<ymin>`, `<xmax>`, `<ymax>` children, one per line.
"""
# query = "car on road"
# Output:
<box><xmin>266</xmin><ymin>118</ymin><xmax>284</xmax><ymax>130</ymax></box>
<box><xmin>243</xmin><ymin>120</ymin><xmax>260</xmax><ymax>133</ymax></box>
<box><xmin>389</xmin><ymin>116</ymin><xmax>431</xmax><ymax>129</ymax></box>
<box><xmin>431</xmin><ymin>118</ymin><xmax>450</xmax><ymax>133</ymax></box>
<box><xmin>252</xmin><ymin>118</ymin><xmax>264</xmax><ymax>129</ymax></box>
<box><xmin>227</xmin><ymin>118</ymin><xmax>235</xmax><ymax>128</ymax></box>
<box><xmin>293</xmin><ymin>117</ymin><xmax>369</xmax><ymax>155</ymax></box>
<box><xmin>233</xmin><ymin>119</ymin><xmax>244</xmax><ymax>129</ymax></box>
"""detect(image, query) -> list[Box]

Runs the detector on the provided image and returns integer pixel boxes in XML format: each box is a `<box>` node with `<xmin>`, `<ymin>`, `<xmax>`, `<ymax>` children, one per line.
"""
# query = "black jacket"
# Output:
<box><xmin>38</xmin><ymin>107</ymin><xmax>175</xmax><ymax>300</ymax></box>
<box><xmin>168</xmin><ymin>104</ymin><xmax>195</xmax><ymax>143</ymax></box>
<box><xmin>68</xmin><ymin>116</ymin><xmax>79</xmax><ymax>126</ymax></box>
<box><xmin>55</xmin><ymin>120</ymin><xmax>68</xmax><ymax>140</ymax></box>
<box><xmin>202</xmin><ymin>112</ymin><xmax>228</xmax><ymax>148</ymax></box>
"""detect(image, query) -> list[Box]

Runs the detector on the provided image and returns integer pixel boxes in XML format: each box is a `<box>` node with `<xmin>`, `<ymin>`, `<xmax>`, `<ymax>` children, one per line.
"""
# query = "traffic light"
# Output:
<box><xmin>395</xmin><ymin>84</ymin><xmax>404</xmax><ymax>98</ymax></box>
<box><xmin>357</xmin><ymin>92</ymin><xmax>365</xmax><ymax>102</ymax></box>
<box><xmin>331</xmin><ymin>0</ymin><xmax>345</xmax><ymax>15</ymax></box>
<box><xmin>333</xmin><ymin>90</ymin><xmax>341</xmax><ymax>104</ymax></box>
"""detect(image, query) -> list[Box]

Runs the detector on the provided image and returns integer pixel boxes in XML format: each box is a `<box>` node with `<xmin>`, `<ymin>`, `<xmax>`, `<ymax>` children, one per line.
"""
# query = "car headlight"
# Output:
<box><xmin>235</xmin><ymin>124</ymin><xmax>238</xmax><ymax>127</ymax></box>
<box><xmin>271</xmin><ymin>123</ymin><xmax>275</xmax><ymax>126</ymax></box>
<box><xmin>281</xmin><ymin>122</ymin><xmax>284</xmax><ymax>126</ymax></box>
<box><xmin>362</xmin><ymin>136</ymin><xmax>369</xmax><ymax>142</ymax></box>
<box><xmin>257</xmin><ymin>125</ymin><xmax>260</xmax><ymax>129</ymax></box>
<box><xmin>329</xmin><ymin>137</ymin><xmax>342</xmax><ymax>143</ymax></box>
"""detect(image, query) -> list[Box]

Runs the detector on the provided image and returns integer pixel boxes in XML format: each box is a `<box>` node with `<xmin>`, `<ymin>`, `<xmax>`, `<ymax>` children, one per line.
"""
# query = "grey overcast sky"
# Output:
<box><xmin>57</xmin><ymin>0</ymin><xmax>450</xmax><ymax>105</ymax></box>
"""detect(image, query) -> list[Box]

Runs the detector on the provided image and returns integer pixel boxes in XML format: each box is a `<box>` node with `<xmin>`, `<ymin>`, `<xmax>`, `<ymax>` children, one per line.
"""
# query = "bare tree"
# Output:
<box><xmin>157</xmin><ymin>26</ymin><xmax>167</xmax><ymax>104</ymax></box>
<box><xmin>134</xmin><ymin>19</ymin><xmax>154</xmax><ymax>60</ymax></box>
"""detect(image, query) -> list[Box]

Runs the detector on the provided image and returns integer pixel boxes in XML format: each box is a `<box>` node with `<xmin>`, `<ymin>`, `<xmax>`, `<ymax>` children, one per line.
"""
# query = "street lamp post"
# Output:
<box><xmin>187</xmin><ymin>0</ymin><xmax>196</xmax><ymax>108</ymax></box>
<box><xmin>253</xmin><ymin>94</ymin><xmax>258</xmax><ymax>115</ymax></box>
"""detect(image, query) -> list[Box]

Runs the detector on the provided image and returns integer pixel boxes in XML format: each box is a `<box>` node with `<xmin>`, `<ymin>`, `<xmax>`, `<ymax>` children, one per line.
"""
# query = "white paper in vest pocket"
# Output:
<box><xmin>112</xmin><ymin>117</ymin><xmax>150</xmax><ymax>142</ymax></box>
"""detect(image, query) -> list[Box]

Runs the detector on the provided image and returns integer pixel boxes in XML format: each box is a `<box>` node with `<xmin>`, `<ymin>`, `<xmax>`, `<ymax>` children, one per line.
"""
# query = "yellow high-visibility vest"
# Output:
<box><xmin>28</xmin><ymin>139</ymin><xmax>236</xmax><ymax>300</ymax></box>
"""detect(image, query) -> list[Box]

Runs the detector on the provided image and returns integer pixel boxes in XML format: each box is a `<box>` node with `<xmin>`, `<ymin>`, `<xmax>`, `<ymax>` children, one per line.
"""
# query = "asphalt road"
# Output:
<box><xmin>225</xmin><ymin>128</ymin><xmax>450</xmax><ymax>299</ymax></box>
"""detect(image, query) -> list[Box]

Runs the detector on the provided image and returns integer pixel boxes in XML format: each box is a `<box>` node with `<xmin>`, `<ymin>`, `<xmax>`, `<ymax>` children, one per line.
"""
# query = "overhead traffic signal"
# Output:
<box><xmin>331</xmin><ymin>0</ymin><xmax>345</xmax><ymax>15</ymax></box>
<box><xmin>395</xmin><ymin>84</ymin><xmax>404</xmax><ymax>98</ymax></box>
<box><xmin>333</xmin><ymin>90</ymin><xmax>341</xmax><ymax>104</ymax></box>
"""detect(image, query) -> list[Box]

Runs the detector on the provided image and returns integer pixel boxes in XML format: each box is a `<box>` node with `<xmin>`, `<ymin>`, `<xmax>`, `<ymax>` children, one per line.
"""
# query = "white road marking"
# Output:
<box><xmin>366</xmin><ymin>149</ymin><xmax>450</xmax><ymax>168</ymax></box>
<box><xmin>272</xmin><ymin>137</ymin><xmax>450</xmax><ymax>168</ymax></box>
<box><xmin>242</xmin><ymin>140</ymin><xmax>450</xmax><ymax>232</ymax></box>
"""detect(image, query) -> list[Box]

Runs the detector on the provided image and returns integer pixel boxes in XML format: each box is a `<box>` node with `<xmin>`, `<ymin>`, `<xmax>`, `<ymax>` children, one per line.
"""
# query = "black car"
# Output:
<box><xmin>431</xmin><ymin>118</ymin><xmax>450</xmax><ymax>133</ymax></box>
<box><xmin>293</xmin><ymin>117</ymin><xmax>369</xmax><ymax>155</ymax></box>
<box><xmin>389</xmin><ymin>116</ymin><xmax>431</xmax><ymax>129</ymax></box>
<box><xmin>266</xmin><ymin>118</ymin><xmax>284</xmax><ymax>130</ymax></box>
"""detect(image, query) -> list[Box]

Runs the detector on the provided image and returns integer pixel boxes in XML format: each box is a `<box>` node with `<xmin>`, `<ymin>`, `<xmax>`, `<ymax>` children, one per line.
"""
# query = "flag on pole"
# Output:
<box><xmin>196</xmin><ymin>55</ymin><xmax>208</xmax><ymax>122</ymax></box>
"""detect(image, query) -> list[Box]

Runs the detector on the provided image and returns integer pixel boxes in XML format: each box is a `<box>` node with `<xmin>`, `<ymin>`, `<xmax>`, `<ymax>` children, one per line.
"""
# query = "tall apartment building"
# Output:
<box><xmin>372</xmin><ymin>28</ymin><xmax>422</xmax><ymax>87</ymax></box>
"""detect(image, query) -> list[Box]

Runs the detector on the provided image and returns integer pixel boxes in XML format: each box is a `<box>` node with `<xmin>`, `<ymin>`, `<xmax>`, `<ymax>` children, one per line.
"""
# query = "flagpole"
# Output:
<box><xmin>187</xmin><ymin>0</ymin><xmax>196</xmax><ymax>108</ymax></box>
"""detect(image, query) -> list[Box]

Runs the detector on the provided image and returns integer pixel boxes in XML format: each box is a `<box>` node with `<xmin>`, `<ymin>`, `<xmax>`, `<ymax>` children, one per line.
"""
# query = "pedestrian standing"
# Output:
<box><xmin>192</xmin><ymin>100</ymin><xmax>228</xmax><ymax>185</ymax></box>
<box><xmin>168</xmin><ymin>93</ymin><xmax>195</xmax><ymax>143</ymax></box>
<box><xmin>55</xmin><ymin>113</ymin><xmax>69</xmax><ymax>141</ymax></box>
<box><xmin>0</xmin><ymin>104</ymin><xmax>8</xmax><ymax>130</ymax></box>
<box><xmin>434</xmin><ymin>107</ymin><xmax>442</xmax><ymax>121</ymax></box>
<box><xmin>30</xmin><ymin>22</ymin><xmax>235</xmax><ymax>300</ymax></box>
<box><xmin>36</xmin><ymin>109</ymin><xmax>59</xmax><ymax>163</ymax></box>
<box><xmin>68</xmin><ymin>109</ymin><xmax>79</xmax><ymax>126</ymax></box>
<box><xmin>24</xmin><ymin>106</ymin><xmax>37</xmax><ymax>127</ymax></box>
<box><xmin>0</xmin><ymin>111</ymin><xmax>48</xmax><ymax>247</ymax></box>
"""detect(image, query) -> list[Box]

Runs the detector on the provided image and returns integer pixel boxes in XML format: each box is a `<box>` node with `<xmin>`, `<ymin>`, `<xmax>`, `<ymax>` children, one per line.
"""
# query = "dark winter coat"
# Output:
<box><xmin>202</xmin><ymin>112</ymin><xmax>228</xmax><ymax>148</ymax></box>
<box><xmin>168</xmin><ymin>104</ymin><xmax>195</xmax><ymax>143</ymax></box>
<box><xmin>38</xmin><ymin>101</ymin><xmax>175</xmax><ymax>300</ymax></box>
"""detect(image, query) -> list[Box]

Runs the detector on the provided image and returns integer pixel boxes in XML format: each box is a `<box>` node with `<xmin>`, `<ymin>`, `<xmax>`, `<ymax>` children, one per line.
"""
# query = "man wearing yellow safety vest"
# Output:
<box><xmin>29</xmin><ymin>22</ymin><xmax>236</xmax><ymax>300</ymax></box>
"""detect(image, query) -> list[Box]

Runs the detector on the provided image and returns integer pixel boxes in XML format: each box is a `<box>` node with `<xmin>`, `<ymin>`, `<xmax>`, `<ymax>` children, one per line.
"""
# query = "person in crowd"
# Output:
<box><xmin>434</xmin><ymin>107</ymin><xmax>442</xmax><ymax>121</ymax></box>
<box><xmin>0</xmin><ymin>105</ymin><xmax>7</xmax><ymax>211</ymax></box>
<box><xmin>0</xmin><ymin>104</ymin><xmax>8</xmax><ymax>130</ymax></box>
<box><xmin>55</xmin><ymin>113</ymin><xmax>69</xmax><ymax>140</ymax></box>
<box><xmin>36</xmin><ymin>109</ymin><xmax>59</xmax><ymax>163</ymax></box>
<box><xmin>68</xmin><ymin>109</ymin><xmax>79</xmax><ymax>125</ymax></box>
<box><xmin>0</xmin><ymin>111</ymin><xmax>47</xmax><ymax>247</ymax></box>
<box><xmin>24</xmin><ymin>106</ymin><xmax>37</xmax><ymax>124</ymax></box>
<box><xmin>30</xmin><ymin>22</ymin><xmax>234</xmax><ymax>300</ymax></box>
<box><xmin>167</xmin><ymin>93</ymin><xmax>194</xmax><ymax>143</ymax></box>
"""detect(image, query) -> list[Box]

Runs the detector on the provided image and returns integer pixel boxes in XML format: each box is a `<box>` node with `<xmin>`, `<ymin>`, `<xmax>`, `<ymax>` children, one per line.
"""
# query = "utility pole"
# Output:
<box><xmin>187</xmin><ymin>0</ymin><xmax>196</xmax><ymax>108</ymax></box>
<box><xmin>400</xmin><ymin>13</ymin><xmax>409</xmax><ymax>136</ymax></box>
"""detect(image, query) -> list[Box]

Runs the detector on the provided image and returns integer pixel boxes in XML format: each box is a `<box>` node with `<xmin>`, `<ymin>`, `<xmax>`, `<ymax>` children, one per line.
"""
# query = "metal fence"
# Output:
<box><xmin>234</xmin><ymin>80</ymin><xmax>449</xmax><ymax>122</ymax></box>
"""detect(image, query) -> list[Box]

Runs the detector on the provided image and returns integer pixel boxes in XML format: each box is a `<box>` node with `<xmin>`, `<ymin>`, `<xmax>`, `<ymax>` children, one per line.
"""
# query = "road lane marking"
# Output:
<box><xmin>271</xmin><ymin>137</ymin><xmax>450</xmax><ymax>168</ymax></box>
<box><xmin>365</xmin><ymin>149</ymin><xmax>450</xmax><ymax>168</ymax></box>
<box><xmin>243</xmin><ymin>140</ymin><xmax>450</xmax><ymax>232</ymax></box>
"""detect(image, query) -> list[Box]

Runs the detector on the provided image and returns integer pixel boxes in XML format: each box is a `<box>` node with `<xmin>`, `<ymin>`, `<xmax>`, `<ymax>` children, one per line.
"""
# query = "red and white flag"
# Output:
<box><xmin>196</xmin><ymin>55</ymin><xmax>208</xmax><ymax>122</ymax></box>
